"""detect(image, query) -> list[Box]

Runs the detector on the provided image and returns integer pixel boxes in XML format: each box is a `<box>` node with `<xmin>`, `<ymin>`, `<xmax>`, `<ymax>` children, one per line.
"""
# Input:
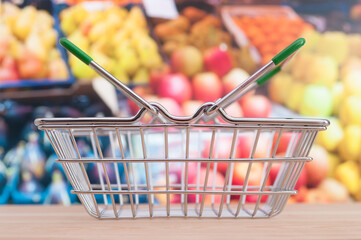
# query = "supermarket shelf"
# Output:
<box><xmin>0</xmin><ymin>203</ymin><xmax>360</xmax><ymax>239</ymax></box>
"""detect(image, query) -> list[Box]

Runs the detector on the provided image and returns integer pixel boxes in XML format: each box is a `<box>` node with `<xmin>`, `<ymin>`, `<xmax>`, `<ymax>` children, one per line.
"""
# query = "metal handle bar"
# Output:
<box><xmin>205</xmin><ymin>38</ymin><xmax>305</xmax><ymax>116</ymax></box>
<box><xmin>59</xmin><ymin>38</ymin><xmax>158</xmax><ymax>116</ymax></box>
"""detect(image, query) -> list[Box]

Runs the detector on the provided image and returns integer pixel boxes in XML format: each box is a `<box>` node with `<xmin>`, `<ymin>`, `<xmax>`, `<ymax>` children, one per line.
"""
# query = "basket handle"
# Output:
<box><xmin>59</xmin><ymin>38</ymin><xmax>158</xmax><ymax>116</ymax></box>
<box><xmin>205</xmin><ymin>38</ymin><xmax>305</xmax><ymax>116</ymax></box>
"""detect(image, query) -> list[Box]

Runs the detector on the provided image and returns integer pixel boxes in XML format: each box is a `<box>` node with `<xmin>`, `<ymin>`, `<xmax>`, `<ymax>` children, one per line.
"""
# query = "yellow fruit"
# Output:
<box><xmin>300</xmin><ymin>29</ymin><xmax>321</xmax><ymax>52</ymax></box>
<box><xmin>334</xmin><ymin>161</ymin><xmax>360</xmax><ymax>195</ymax></box>
<box><xmin>118</xmin><ymin>48</ymin><xmax>139</xmax><ymax>76</ymax></box>
<box><xmin>70</xmin><ymin>57</ymin><xmax>95</xmax><ymax>79</ymax></box>
<box><xmin>316</xmin><ymin>31</ymin><xmax>349</xmax><ymax>65</ymax></box>
<box><xmin>316</xmin><ymin>118</ymin><xmax>344</xmax><ymax>152</ymax></box>
<box><xmin>340</xmin><ymin>57</ymin><xmax>361</xmax><ymax>79</ymax></box>
<box><xmin>327</xmin><ymin>153</ymin><xmax>341</xmax><ymax>177</ymax></box>
<box><xmin>13</xmin><ymin>5</ymin><xmax>37</xmax><ymax>40</ymax></box>
<box><xmin>34</xmin><ymin>10</ymin><xmax>54</xmax><ymax>30</ymax></box>
<box><xmin>305</xmin><ymin>55</ymin><xmax>338</xmax><ymax>87</ymax></box>
<box><xmin>338</xmin><ymin>125</ymin><xmax>361</xmax><ymax>161</ymax></box>
<box><xmin>132</xmin><ymin>68</ymin><xmax>149</xmax><ymax>85</ymax></box>
<box><xmin>2</xmin><ymin>2</ymin><xmax>20</xmax><ymax>29</ymax></box>
<box><xmin>25</xmin><ymin>30</ymin><xmax>47</xmax><ymax>61</ymax></box>
<box><xmin>348</xmin><ymin>34</ymin><xmax>361</xmax><ymax>58</ymax></box>
<box><xmin>60</xmin><ymin>12</ymin><xmax>76</xmax><ymax>36</ymax></box>
<box><xmin>89</xmin><ymin>22</ymin><xmax>109</xmax><ymax>43</ymax></box>
<box><xmin>343</xmin><ymin>70</ymin><xmax>361</xmax><ymax>97</ymax></box>
<box><xmin>339</xmin><ymin>95</ymin><xmax>361</xmax><ymax>126</ymax></box>
<box><xmin>127</xmin><ymin>6</ymin><xmax>146</xmax><ymax>28</ymax></box>
<box><xmin>285</xmin><ymin>81</ymin><xmax>306</xmax><ymax>112</ymax></box>
<box><xmin>47</xmin><ymin>58</ymin><xmax>69</xmax><ymax>81</ymax></box>
<box><xmin>268</xmin><ymin>73</ymin><xmax>293</xmax><ymax>104</ymax></box>
<box><xmin>291</xmin><ymin>51</ymin><xmax>313</xmax><ymax>80</ymax></box>
<box><xmin>68</xmin><ymin>31</ymin><xmax>90</xmax><ymax>53</ymax></box>
<box><xmin>331</xmin><ymin>82</ymin><xmax>344</xmax><ymax>116</ymax></box>
<box><xmin>113</xmin><ymin>66</ymin><xmax>130</xmax><ymax>85</ymax></box>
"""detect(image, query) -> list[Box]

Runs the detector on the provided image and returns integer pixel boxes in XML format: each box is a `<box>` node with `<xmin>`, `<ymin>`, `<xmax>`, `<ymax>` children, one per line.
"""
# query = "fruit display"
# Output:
<box><xmin>153</xmin><ymin>6</ymin><xmax>258</xmax><ymax>74</ymax></box>
<box><xmin>59</xmin><ymin>4</ymin><xmax>164</xmax><ymax>84</ymax></box>
<box><xmin>231</xmin><ymin>13</ymin><xmax>313</xmax><ymax>65</ymax></box>
<box><xmin>268</xmin><ymin>29</ymin><xmax>361</xmax><ymax>203</ymax></box>
<box><xmin>0</xmin><ymin>2</ymin><xmax>70</xmax><ymax>85</ymax></box>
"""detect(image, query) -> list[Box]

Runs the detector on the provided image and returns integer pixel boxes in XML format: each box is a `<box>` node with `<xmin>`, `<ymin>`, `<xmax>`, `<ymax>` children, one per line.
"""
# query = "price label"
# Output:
<box><xmin>143</xmin><ymin>0</ymin><xmax>178</xmax><ymax>19</ymax></box>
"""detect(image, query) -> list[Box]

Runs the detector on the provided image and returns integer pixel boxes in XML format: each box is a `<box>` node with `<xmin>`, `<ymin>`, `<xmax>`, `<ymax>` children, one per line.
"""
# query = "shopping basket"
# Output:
<box><xmin>35</xmin><ymin>38</ymin><xmax>329</xmax><ymax>219</ymax></box>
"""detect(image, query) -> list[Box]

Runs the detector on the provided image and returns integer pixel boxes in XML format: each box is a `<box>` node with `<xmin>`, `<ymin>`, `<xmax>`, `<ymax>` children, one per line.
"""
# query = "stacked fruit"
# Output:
<box><xmin>232</xmin><ymin>15</ymin><xmax>313</xmax><ymax>65</ymax></box>
<box><xmin>153</xmin><ymin>6</ymin><xmax>258</xmax><ymax>74</ymax></box>
<box><xmin>269</xmin><ymin>30</ymin><xmax>361</xmax><ymax>202</ymax></box>
<box><xmin>59</xmin><ymin>5</ymin><xmax>163</xmax><ymax>84</ymax></box>
<box><xmin>0</xmin><ymin>3</ymin><xmax>69</xmax><ymax>82</ymax></box>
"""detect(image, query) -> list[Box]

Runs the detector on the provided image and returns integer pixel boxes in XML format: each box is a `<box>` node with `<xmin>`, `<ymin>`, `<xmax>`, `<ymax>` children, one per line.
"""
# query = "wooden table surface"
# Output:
<box><xmin>1</xmin><ymin>203</ymin><xmax>361</xmax><ymax>240</ymax></box>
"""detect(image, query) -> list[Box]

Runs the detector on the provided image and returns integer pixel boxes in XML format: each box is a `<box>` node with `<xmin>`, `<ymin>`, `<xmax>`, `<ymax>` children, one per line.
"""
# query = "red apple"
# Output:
<box><xmin>269</xmin><ymin>160</ymin><xmax>307</xmax><ymax>190</ymax></box>
<box><xmin>171</xmin><ymin>46</ymin><xmax>203</xmax><ymax>77</ymax></box>
<box><xmin>17</xmin><ymin>49</ymin><xmax>45</xmax><ymax>79</ymax></box>
<box><xmin>149</xmin><ymin>64</ymin><xmax>171</xmax><ymax>93</ymax></box>
<box><xmin>237</xmin><ymin>133</ymin><xmax>270</xmax><ymax>159</ymax></box>
<box><xmin>294</xmin><ymin>186</ymin><xmax>308</xmax><ymax>202</ymax></box>
<box><xmin>157</xmin><ymin>97</ymin><xmax>184</xmax><ymax>116</ymax></box>
<box><xmin>182</xmin><ymin>100</ymin><xmax>203</xmax><ymax>116</ymax></box>
<box><xmin>204</xmin><ymin>46</ymin><xmax>233</xmax><ymax>78</ymax></box>
<box><xmin>192</xmin><ymin>72</ymin><xmax>222</xmax><ymax>102</ymax></box>
<box><xmin>305</xmin><ymin>145</ymin><xmax>329</xmax><ymax>187</ymax></box>
<box><xmin>188</xmin><ymin>168</ymin><xmax>225</xmax><ymax>204</ymax></box>
<box><xmin>241</xmin><ymin>95</ymin><xmax>272</xmax><ymax>118</ymax></box>
<box><xmin>158</xmin><ymin>73</ymin><xmax>192</xmax><ymax>105</ymax></box>
<box><xmin>232</xmin><ymin>162</ymin><xmax>270</xmax><ymax>202</ymax></box>
<box><xmin>272</xmin><ymin>132</ymin><xmax>297</xmax><ymax>155</ymax></box>
<box><xmin>201</xmin><ymin>137</ymin><xmax>240</xmax><ymax>175</ymax></box>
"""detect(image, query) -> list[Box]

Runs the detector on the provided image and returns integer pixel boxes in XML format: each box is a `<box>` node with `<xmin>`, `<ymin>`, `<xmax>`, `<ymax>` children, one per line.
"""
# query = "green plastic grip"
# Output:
<box><xmin>59</xmin><ymin>38</ymin><xmax>93</xmax><ymax>65</ymax></box>
<box><xmin>256</xmin><ymin>66</ymin><xmax>281</xmax><ymax>86</ymax></box>
<box><xmin>272</xmin><ymin>38</ymin><xmax>305</xmax><ymax>65</ymax></box>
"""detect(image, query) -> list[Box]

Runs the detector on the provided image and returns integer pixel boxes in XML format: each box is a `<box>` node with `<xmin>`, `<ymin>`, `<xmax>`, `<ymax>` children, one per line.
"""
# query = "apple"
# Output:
<box><xmin>149</xmin><ymin>64</ymin><xmax>171</xmax><ymax>93</ymax></box>
<box><xmin>293</xmin><ymin>186</ymin><xmax>308</xmax><ymax>203</ymax></box>
<box><xmin>17</xmin><ymin>49</ymin><xmax>45</xmax><ymax>79</ymax></box>
<box><xmin>318</xmin><ymin>178</ymin><xmax>349</xmax><ymax>203</ymax></box>
<box><xmin>192</xmin><ymin>72</ymin><xmax>222</xmax><ymax>102</ymax></box>
<box><xmin>157</xmin><ymin>97</ymin><xmax>184</xmax><ymax>116</ymax></box>
<box><xmin>218</xmin><ymin>102</ymin><xmax>244</xmax><ymax>123</ymax></box>
<box><xmin>272</xmin><ymin>132</ymin><xmax>297</xmax><ymax>155</ymax></box>
<box><xmin>222</xmin><ymin>68</ymin><xmax>250</xmax><ymax>96</ymax></box>
<box><xmin>300</xmin><ymin>85</ymin><xmax>333</xmax><ymax>117</ymax></box>
<box><xmin>201</xmin><ymin>137</ymin><xmax>240</xmax><ymax>175</ymax></box>
<box><xmin>171</xmin><ymin>46</ymin><xmax>203</xmax><ymax>77</ymax></box>
<box><xmin>0</xmin><ymin>57</ymin><xmax>19</xmax><ymax>81</ymax></box>
<box><xmin>339</xmin><ymin>96</ymin><xmax>361</xmax><ymax>126</ymax></box>
<box><xmin>305</xmin><ymin>188</ymin><xmax>329</xmax><ymax>203</ymax></box>
<box><xmin>232</xmin><ymin>162</ymin><xmax>269</xmax><ymax>202</ymax></box>
<box><xmin>305</xmin><ymin>145</ymin><xmax>329</xmax><ymax>187</ymax></box>
<box><xmin>338</xmin><ymin>125</ymin><xmax>361</xmax><ymax>162</ymax></box>
<box><xmin>158</xmin><ymin>73</ymin><xmax>192</xmax><ymax>105</ymax></box>
<box><xmin>237</xmin><ymin>133</ymin><xmax>270</xmax><ymax>159</ymax></box>
<box><xmin>182</xmin><ymin>100</ymin><xmax>203</xmax><ymax>116</ymax></box>
<box><xmin>316</xmin><ymin>117</ymin><xmax>344</xmax><ymax>152</ymax></box>
<box><xmin>188</xmin><ymin>168</ymin><xmax>225</xmax><ymax>204</ymax></box>
<box><xmin>241</xmin><ymin>95</ymin><xmax>271</xmax><ymax>118</ymax></box>
<box><xmin>269</xmin><ymin>160</ymin><xmax>307</xmax><ymax>190</ymax></box>
<box><xmin>204</xmin><ymin>46</ymin><xmax>233</xmax><ymax>78</ymax></box>
<box><xmin>334</xmin><ymin>161</ymin><xmax>360</xmax><ymax>195</ymax></box>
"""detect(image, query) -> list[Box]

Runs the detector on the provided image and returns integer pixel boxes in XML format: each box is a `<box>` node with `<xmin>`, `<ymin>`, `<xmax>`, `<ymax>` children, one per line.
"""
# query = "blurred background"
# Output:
<box><xmin>0</xmin><ymin>0</ymin><xmax>361</xmax><ymax>205</ymax></box>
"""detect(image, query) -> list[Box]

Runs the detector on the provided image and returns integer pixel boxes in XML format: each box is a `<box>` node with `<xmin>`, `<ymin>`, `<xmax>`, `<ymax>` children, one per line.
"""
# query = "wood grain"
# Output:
<box><xmin>0</xmin><ymin>203</ymin><xmax>361</xmax><ymax>240</ymax></box>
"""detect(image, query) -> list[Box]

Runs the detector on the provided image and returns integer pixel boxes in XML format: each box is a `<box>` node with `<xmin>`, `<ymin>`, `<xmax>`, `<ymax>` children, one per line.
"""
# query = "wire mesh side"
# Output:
<box><xmin>44</xmin><ymin>124</ymin><xmax>319</xmax><ymax>219</ymax></box>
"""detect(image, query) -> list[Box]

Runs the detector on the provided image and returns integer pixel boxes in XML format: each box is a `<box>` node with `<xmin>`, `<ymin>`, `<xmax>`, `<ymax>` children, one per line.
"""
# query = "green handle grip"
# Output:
<box><xmin>256</xmin><ymin>66</ymin><xmax>281</xmax><ymax>86</ymax></box>
<box><xmin>59</xmin><ymin>38</ymin><xmax>93</xmax><ymax>65</ymax></box>
<box><xmin>272</xmin><ymin>38</ymin><xmax>305</xmax><ymax>65</ymax></box>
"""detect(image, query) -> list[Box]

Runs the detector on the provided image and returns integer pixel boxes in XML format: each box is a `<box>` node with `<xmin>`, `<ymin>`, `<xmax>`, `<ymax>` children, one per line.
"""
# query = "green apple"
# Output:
<box><xmin>300</xmin><ymin>85</ymin><xmax>333</xmax><ymax>117</ymax></box>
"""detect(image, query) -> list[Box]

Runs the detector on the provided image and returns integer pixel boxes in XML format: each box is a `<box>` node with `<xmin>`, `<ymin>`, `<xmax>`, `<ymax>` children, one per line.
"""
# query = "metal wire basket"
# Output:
<box><xmin>35</xmin><ymin>38</ymin><xmax>329</xmax><ymax>219</ymax></box>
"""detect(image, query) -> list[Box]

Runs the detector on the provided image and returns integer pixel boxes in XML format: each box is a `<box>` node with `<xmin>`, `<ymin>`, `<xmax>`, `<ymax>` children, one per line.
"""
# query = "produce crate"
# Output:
<box><xmin>221</xmin><ymin>5</ymin><xmax>303</xmax><ymax>65</ymax></box>
<box><xmin>56</xmin><ymin>2</ymin><xmax>165</xmax><ymax>87</ymax></box>
<box><xmin>0</xmin><ymin>0</ymin><xmax>75</xmax><ymax>90</ymax></box>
